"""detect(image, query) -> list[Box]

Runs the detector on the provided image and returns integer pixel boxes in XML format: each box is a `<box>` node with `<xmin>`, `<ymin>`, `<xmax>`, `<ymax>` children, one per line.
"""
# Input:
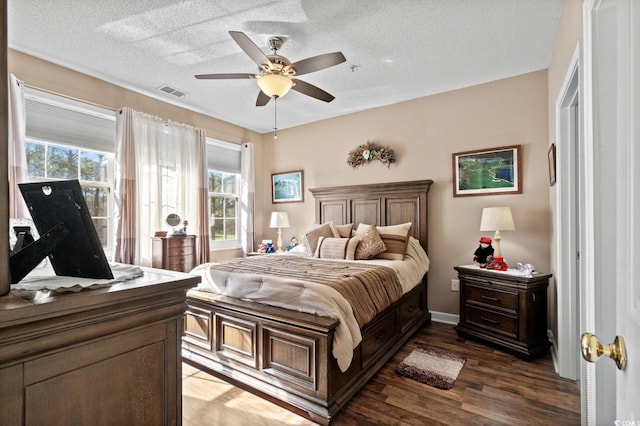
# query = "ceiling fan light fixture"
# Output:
<box><xmin>257</xmin><ymin>74</ymin><xmax>293</xmax><ymax>98</ymax></box>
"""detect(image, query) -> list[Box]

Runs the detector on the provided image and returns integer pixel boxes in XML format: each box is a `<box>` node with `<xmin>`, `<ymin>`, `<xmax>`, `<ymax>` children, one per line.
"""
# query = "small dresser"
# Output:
<box><xmin>152</xmin><ymin>235</ymin><xmax>197</xmax><ymax>272</ymax></box>
<box><xmin>454</xmin><ymin>265</ymin><xmax>552</xmax><ymax>359</ymax></box>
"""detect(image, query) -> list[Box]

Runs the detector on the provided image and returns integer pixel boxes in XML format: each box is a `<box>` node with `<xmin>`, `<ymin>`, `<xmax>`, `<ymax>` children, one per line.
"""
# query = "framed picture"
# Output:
<box><xmin>452</xmin><ymin>145</ymin><xmax>522</xmax><ymax>197</ymax></box>
<box><xmin>548</xmin><ymin>143</ymin><xmax>557</xmax><ymax>186</ymax></box>
<box><xmin>272</xmin><ymin>170</ymin><xmax>304</xmax><ymax>203</ymax></box>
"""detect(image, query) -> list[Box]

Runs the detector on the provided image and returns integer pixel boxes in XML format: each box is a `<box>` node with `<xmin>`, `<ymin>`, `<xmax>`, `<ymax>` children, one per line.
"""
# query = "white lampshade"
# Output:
<box><xmin>257</xmin><ymin>74</ymin><xmax>293</xmax><ymax>98</ymax></box>
<box><xmin>480</xmin><ymin>207</ymin><xmax>515</xmax><ymax>259</ymax></box>
<box><xmin>270</xmin><ymin>212</ymin><xmax>290</xmax><ymax>228</ymax></box>
<box><xmin>480</xmin><ymin>207</ymin><xmax>515</xmax><ymax>232</ymax></box>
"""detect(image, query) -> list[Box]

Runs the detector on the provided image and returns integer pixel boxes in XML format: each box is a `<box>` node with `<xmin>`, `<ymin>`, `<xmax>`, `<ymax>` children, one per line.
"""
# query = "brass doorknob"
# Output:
<box><xmin>580</xmin><ymin>332</ymin><xmax>627</xmax><ymax>370</ymax></box>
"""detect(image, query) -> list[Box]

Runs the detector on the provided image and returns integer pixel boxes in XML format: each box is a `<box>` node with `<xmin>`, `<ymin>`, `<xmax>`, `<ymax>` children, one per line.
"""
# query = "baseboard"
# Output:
<box><xmin>548</xmin><ymin>329</ymin><xmax>560</xmax><ymax>373</ymax></box>
<box><xmin>430</xmin><ymin>311</ymin><xmax>459</xmax><ymax>325</ymax></box>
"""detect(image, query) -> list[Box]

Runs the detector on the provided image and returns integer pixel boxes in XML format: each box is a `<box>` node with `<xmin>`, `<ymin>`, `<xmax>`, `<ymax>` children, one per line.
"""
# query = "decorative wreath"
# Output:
<box><xmin>347</xmin><ymin>141</ymin><xmax>396</xmax><ymax>168</ymax></box>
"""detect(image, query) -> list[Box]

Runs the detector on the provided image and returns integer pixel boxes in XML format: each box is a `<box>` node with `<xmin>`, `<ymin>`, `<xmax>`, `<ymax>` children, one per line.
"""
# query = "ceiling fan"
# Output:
<box><xmin>195</xmin><ymin>31</ymin><xmax>346</xmax><ymax>107</ymax></box>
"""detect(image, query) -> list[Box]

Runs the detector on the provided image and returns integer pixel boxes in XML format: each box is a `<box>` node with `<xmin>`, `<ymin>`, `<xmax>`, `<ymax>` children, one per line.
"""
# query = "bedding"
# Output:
<box><xmin>190</xmin><ymin>236</ymin><xmax>429</xmax><ymax>371</ymax></box>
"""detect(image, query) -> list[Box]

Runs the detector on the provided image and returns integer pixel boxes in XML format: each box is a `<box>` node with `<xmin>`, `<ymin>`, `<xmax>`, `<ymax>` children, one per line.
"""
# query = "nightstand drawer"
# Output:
<box><xmin>466</xmin><ymin>305</ymin><xmax>517</xmax><ymax>337</ymax></box>
<box><xmin>466</xmin><ymin>284</ymin><xmax>517</xmax><ymax>312</ymax></box>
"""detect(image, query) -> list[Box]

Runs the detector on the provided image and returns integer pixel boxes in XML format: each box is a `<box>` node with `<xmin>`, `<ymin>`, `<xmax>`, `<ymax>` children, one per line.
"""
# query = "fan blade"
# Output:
<box><xmin>291</xmin><ymin>79</ymin><xmax>335</xmax><ymax>102</ymax></box>
<box><xmin>286</xmin><ymin>52</ymin><xmax>346</xmax><ymax>76</ymax></box>
<box><xmin>256</xmin><ymin>90</ymin><xmax>271</xmax><ymax>107</ymax></box>
<box><xmin>229</xmin><ymin>31</ymin><xmax>272</xmax><ymax>68</ymax></box>
<box><xmin>195</xmin><ymin>73</ymin><xmax>257</xmax><ymax>80</ymax></box>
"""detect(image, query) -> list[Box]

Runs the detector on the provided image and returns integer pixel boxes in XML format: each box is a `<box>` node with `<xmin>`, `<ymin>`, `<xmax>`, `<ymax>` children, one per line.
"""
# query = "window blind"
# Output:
<box><xmin>24</xmin><ymin>88</ymin><xmax>116</xmax><ymax>153</ymax></box>
<box><xmin>206</xmin><ymin>139</ymin><xmax>241</xmax><ymax>173</ymax></box>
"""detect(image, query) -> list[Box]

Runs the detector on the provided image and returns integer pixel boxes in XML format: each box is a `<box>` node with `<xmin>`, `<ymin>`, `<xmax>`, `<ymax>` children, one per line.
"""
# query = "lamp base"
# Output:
<box><xmin>276</xmin><ymin>228</ymin><xmax>284</xmax><ymax>252</ymax></box>
<box><xmin>493</xmin><ymin>230</ymin><xmax>502</xmax><ymax>259</ymax></box>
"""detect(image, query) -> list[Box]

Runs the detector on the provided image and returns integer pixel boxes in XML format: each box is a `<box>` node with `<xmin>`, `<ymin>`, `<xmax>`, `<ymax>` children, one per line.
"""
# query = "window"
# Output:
<box><xmin>23</xmin><ymin>88</ymin><xmax>116</xmax><ymax>252</ymax></box>
<box><xmin>25</xmin><ymin>139</ymin><xmax>113</xmax><ymax>248</ymax></box>
<box><xmin>206</xmin><ymin>139</ymin><xmax>242</xmax><ymax>250</ymax></box>
<box><xmin>208</xmin><ymin>171</ymin><xmax>239</xmax><ymax>243</ymax></box>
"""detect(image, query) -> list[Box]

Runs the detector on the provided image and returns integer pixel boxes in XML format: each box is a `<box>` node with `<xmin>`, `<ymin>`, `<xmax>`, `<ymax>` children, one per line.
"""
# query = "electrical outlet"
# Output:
<box><xmin>451</xmin><ymin>279</ymin><xmax>460</xmax><ymax>292</ymax></box>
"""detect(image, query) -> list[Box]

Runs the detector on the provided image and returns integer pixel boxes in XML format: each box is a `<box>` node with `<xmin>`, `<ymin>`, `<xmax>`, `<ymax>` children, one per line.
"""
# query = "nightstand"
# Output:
<box><xmin>152</xmin><ymin>235</ymin><xmax>196</xmax><ymax>272</ymax></box>
<box><xmin>454</xmin><ymin>265</ymin><xmax>552</xmax><ymax>359</ymax></box>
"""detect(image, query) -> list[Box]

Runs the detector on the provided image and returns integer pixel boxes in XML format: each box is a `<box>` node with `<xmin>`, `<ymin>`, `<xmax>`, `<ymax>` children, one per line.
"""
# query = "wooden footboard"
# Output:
<box><xmin>182</xmin><ymin>275</ymin><xmax>430</xmax><ymax>424</ymax></box>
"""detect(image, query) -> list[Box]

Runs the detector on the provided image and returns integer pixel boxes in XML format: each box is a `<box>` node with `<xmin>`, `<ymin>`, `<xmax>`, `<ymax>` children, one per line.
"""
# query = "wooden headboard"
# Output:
<box><xmin>309</xmin><ymin>180</ymin><xmax>434</xmax><ymax>254</ymax></box>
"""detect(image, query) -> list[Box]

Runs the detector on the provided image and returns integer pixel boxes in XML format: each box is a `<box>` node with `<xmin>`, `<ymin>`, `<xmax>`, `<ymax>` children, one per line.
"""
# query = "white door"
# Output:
<box><xmin>582</xmin><ymin>0</ymin><xmax>640</xmax><ymax>423</ymax></box>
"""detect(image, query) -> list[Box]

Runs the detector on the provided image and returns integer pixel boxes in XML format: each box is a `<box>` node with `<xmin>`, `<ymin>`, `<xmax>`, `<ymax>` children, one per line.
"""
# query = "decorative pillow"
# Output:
<box><xmin>375</xmin><ymin>222</ymin><xmax>413</xmax><ymax>260</ymax></box>
<box><xmin>303</xmin><ymin>222</ymin><xmax>340</xmax><ymax>255</ymax></box>
<box><xmin>315</xmin><ymin>236</ymin><xmax>360</xmax><ymax>260</ymax></box>
<box><xmin>354</xmin><ymin>224</ymin><xmax>386</xmax><ymax>260</ymax></box>
<box><xmin>335</xmin><ymin>223</ymin><xmax>354</xmax><ymax>238</ymax></box>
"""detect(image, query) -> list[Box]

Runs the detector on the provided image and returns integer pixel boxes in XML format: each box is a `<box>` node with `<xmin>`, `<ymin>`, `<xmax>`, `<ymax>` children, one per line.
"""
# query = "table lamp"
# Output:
<box><xmin>269</xmin><ymin>212</ymin><xmax>290</xmax><ymax>252</ymax></box>
<box><xmin>480</xmin><ymin>207</ymin><xmax>515</xmax><ymax>259</ymax></box>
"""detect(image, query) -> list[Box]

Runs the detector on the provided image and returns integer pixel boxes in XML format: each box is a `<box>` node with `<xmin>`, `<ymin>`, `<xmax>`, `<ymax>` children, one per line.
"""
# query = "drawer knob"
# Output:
<box><xmin>481</xmin><ymin>295</ymin><xmax>500</xmax><ymax>302</ymax></box>
<box><xmin>375</xmin><ymin>330</ymin><xmax>388</xmax><ymax>340</ymax></box>
<box><xmin>480</xmin><ymin>316</ymin><xmax>500</xmax><ymax>325</ymax></box>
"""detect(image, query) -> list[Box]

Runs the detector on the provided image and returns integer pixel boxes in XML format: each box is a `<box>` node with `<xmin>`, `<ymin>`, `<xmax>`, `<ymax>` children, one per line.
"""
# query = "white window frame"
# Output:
<box><xmin>206</xmin><ymin>138</ymin><xmax>242</xmax><ymax>251</ymax></box>
<box><xmin>23</xmin><ymin>138</ymin><xmax>115</xmax><ymax>254</ymax></box>
<box><xmin>208</xmin><ymin>170</ymin><xmax>241</xmax><ymax>251</ymax></box>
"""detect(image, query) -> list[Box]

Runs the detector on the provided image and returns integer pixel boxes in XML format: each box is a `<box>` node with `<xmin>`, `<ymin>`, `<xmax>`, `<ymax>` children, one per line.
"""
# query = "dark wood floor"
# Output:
<box><xmin>182</xmin><ymin>321</ymin><xmax>581</xmax><ymax>425</ymax></box>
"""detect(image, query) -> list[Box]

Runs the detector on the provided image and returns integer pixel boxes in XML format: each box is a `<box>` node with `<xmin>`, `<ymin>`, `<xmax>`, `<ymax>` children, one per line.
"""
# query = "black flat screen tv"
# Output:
<box><xmin>15</xmin><ymin>179</ymin><xmax>113</xmax><ymax>281</ymax></box>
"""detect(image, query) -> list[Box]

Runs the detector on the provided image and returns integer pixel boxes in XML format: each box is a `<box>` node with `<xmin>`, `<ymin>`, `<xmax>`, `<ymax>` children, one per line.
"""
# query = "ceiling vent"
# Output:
<box><xmin>157</xmin><ymin>84</ymin><xmax>187</xmax><ymax>98</ymax></box>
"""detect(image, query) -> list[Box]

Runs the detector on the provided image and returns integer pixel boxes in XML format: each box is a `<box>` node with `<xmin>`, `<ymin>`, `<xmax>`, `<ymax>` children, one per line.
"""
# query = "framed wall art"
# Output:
<box><xmin>272</xmin><ymin>170</ymin><xmax>304</xmax><ymax>203</ymax></box>
<box><xmin>452</xmin><ymin>145</ymin><xmax>522</xmax><ymax>197</ymax></box>
<box><xmin>548</xmin><ymin>143</ymin><xmax>557</xmax><ymax>186</ymax></box>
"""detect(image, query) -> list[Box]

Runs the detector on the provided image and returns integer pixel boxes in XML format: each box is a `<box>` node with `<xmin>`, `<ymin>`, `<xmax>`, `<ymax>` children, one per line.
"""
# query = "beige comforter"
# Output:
<box><xmin>190</xmin><ymin>237</ymin><xmax>430</xmax><ymax>371</ymax></box>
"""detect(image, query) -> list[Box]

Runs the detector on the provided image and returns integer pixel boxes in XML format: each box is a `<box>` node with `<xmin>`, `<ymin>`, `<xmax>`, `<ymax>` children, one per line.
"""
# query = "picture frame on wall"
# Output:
<box><xmin>272</xmin><ymin>170</ymin><xmax>304</xmax><ymax>203</ymax></box>
<box><xmin>452</xmin><ymin>144</ymin><xmax>522</xmax><ymax>197</ymax></box>
<box><xmin>548</xmin><ymin>143</ymin><xmax>557</xmax><ymax>187</ymax></box>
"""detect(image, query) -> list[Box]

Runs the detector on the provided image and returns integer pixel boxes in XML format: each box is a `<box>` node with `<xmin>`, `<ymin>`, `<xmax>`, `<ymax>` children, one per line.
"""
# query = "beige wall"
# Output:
<box><xmin>9</xmin><ymin>49</ymin><xmax>553</xmax><ymax>318</ymax></box>
<box><xmin>546</xmin><ymin>0</ymin><xmax>583</xmax><ymax>337</ymax></box>
<box><xmin>261</xmin><ymin>70</ymin><xmax>551</xmax><ymax>316</ymax></box>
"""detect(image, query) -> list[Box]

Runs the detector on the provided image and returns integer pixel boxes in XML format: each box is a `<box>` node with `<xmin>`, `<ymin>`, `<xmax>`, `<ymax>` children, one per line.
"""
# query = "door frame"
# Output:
<box><xmin>553</xmin><ymin>42</ymin><xmax>581</xmax><ymax>381</ymax></box>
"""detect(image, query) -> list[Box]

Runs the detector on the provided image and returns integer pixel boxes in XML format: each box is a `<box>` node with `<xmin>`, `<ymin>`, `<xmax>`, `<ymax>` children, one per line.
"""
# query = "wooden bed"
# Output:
<box><xmin>182</xmin><ymin>180</ymin><xmax>433</xmax><ymax>424</ymax></box>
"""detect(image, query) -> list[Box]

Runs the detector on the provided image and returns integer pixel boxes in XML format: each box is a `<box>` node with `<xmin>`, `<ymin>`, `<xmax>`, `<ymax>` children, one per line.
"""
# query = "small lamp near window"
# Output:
<box><xmin>480</xmin><ymin>207</ymin><xmax>515</xmax><ymax>259</ymax></box>
<box><xmin>270</xmin><ymin>212</ymin><xmax>290</xmax><ymax>252</ymax></box>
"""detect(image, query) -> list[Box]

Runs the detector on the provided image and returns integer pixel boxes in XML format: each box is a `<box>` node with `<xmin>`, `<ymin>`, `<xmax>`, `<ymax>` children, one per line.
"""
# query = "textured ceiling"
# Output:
<box><xmin>7</xmin><ymin>0</ymin><xmax>563</xmax><ymax>134</ymax></box>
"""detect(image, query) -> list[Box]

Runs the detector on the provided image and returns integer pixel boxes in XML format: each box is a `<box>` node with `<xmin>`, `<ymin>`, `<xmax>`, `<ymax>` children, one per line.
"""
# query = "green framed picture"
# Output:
<box><xmin>452</xmin><ymin>145</ymin><xmax>522</xmax><ymax>197</ymax></box>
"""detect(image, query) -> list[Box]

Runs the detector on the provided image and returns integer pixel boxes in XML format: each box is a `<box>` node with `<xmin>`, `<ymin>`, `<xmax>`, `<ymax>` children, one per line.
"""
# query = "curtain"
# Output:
<box><xmin>113</xmin><ymin>107</ymin><xmax>137</xmax><ymax>264</ymax></box>
<box><xmin>165</xmin><ymin>122</ymin><xmax>209</xmax><ymax>264</ymax></box>
<box><xmin>196</xmin><ymin>130</ymin><xmax>210</xmax><ymax>264</ymax></box>
<box><xmin>240</xmin><ymin>143</ymin><xmax>255</xmax><ymax>255</ymax></box>
<box><xmin>114</xmin><ymin>108</ymin><xmax>208</xmax><ymax>267</ymax></box>
<box><xmin>8</xmin><ymin>74</ymin><xmax>28</xmax><ymax>218</ymax></box>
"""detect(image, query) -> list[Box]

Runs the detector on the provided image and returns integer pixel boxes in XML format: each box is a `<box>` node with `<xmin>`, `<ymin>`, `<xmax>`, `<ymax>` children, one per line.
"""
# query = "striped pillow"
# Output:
<box><xmin>375</xmin><ymin>222</ymin><xmax>413</xmax><ymax>260</ymax></box>
<box><xmin>315</xmin><ymin>237</ymin><xmax>359</xmax><ymax>260</ymax></box>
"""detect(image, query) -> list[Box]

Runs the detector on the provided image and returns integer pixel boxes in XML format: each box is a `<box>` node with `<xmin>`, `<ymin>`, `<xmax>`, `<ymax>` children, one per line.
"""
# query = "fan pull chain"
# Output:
<box><xmin>273</xmin><ymin>96</ymin><xmax>278</xmax><ymax>139</ymax></box>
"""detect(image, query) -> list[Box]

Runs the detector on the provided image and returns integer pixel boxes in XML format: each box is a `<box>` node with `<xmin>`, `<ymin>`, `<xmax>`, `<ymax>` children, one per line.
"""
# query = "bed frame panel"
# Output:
<box><xmin>182</xmin><ymin>180</ymin><xmax>433</xmax><ymax>424</ymax></box>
